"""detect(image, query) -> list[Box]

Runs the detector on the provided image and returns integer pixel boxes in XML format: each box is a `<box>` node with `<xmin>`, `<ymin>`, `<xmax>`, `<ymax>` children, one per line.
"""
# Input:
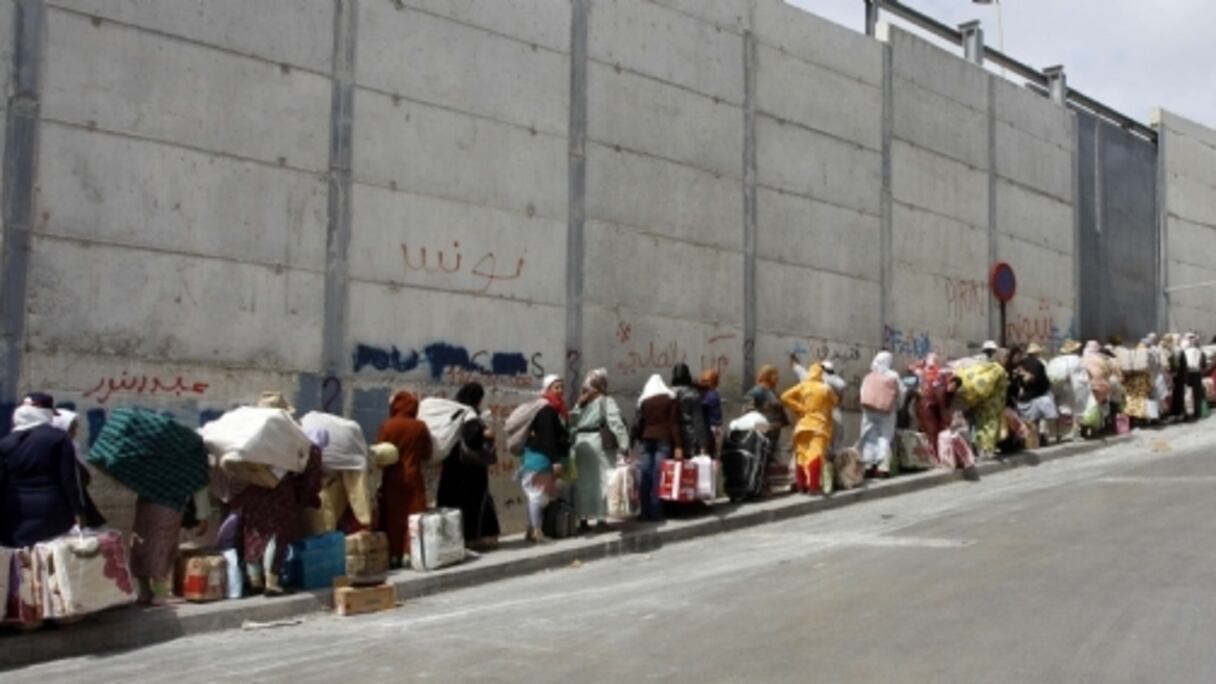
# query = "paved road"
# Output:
<box><xmin>11</xmin><ymin>426</ymin><xmax>1216</xmax><ymax>683</ymax></box>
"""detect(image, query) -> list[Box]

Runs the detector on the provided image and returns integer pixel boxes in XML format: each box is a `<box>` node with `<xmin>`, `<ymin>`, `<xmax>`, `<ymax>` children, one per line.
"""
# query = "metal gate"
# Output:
<box><xmin>1077</xmin><ymin>112</ymin><xmax>1159</xmax><ymax>342</ymax></box>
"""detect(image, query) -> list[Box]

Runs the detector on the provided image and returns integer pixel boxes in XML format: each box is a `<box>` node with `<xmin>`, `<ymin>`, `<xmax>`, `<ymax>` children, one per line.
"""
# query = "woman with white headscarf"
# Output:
<box><xmin>0</xmin><ymin>393</ymin><xmax>90</xmax><ymax>547</ymax></box>
<box><xmin>632</xmin><ymin>374</ymin><xmax>681</xmax><ymax>522</ymax></box>
<box><xmin>570</xmin><ymin>368</ymin><xmax>630</xmax><ymax>531</ymax></box>
<box><xmin>857</xmin><ymin>352</ymin><xmax>904</xmax><ymax>476</ymax></box>
<box><xmin>50</xmin><ymin>409</ymin><xmax>107</xmax><ymax>529</ymax></box>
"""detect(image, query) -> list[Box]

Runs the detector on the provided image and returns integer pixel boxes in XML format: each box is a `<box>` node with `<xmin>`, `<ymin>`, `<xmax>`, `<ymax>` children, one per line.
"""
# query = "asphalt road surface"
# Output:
<box><xmin>11</xmin><ymin>426</ymin><xmax>1216</xmax><ymax>683</ymax></box>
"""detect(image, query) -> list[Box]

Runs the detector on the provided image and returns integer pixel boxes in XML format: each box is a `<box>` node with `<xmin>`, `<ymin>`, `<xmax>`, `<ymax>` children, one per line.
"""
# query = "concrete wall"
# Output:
<box><xmin>883</xmin><ymin>24</ymin><xmax>1078</xmax><ymax>365</ymax></box>
<box><xmin>753</xmin><ymin>0</ymin><xmax>883</xmax><ymax>421</ymax></box>
<box><xmin>0</xmin><ymin>0</ymin><xmax>1199</xmax><ymax>534</ymax></box>
<box><xmin>1156</xmin><ymin>109</ymin><xmax>1216</xmax><ymax>333</ymax></box>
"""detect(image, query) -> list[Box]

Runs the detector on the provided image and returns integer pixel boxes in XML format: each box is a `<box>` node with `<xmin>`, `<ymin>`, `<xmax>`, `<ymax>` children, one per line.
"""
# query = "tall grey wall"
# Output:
<box><xmin>3</xmin><ymin>0</ymin><xmax>1198</xmax><ymax>533</ymax></box>
<box><xmin>1156</xmin><ymin>109</ymin><xmax>1216</xmax><ymax>333</ymax></box>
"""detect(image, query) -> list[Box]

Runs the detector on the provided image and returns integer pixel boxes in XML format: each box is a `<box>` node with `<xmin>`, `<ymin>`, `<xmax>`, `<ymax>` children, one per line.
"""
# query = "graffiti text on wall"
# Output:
<box><xmin>884</xmin><ymin>326</ymin><xmax>934</xmax><ymax>359</ymax></box>
<box><xmin>401</xmin><ymin>242</ymin><xmax>526</xmax><ymax>294</ymax></box>
<box><xmin>353</xmin><ymin>341</ymin><xmax>545</xmax><ymax>386</ymax></box>
<box><xmin>82</xmin><ymin>373</ymin><xmax>211</xmax><ymax>405</ymax></box>
<box><xmin>945</xmin><ymin>276</ymin><xmax>987</xmax><ymax>322</ymax></box>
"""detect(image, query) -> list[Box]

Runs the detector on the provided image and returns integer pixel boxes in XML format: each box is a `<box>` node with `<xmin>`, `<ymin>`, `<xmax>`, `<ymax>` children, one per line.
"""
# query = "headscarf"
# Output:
<box><xmin>389</xmin><ymin>391</ymin><xmax>419</xmax><ymax>419</ymax></box>
<box><xmin>1083</xmin><ymin>340</ymin><xmax>1102</xmax><ymax>356</ymax></box>
<box><xmin>871</xmin><ymin>351</ymin><xmax>895</xmax><ymax>375</ymax></box>
<box><xmin>670</xmin><ymin>363</ymin><xmax>694</xmax><ymax>388</ymax></box>
<box><xmin>638</xmin><ymin>374</ymin><xmax>675</xmax><ymax>405</ymax></box>
<box><xmin>455</xmin><ymin>382</ymin><xmax>485</xmax><ymax>411</ymax></box>
<box><xmin>582</xmin><ymin>368</ymin><xmax>608</xmax><ymax>394</ymax></box>
<box><xmin>541</xmin><ymin>375</ymin><xmax>567</xmax><ymax>420</ymax></box>
<box><xmin>11</xmin><ymin>398</ymin><xmax>55</xmax><ymax>433</ymax></box>
<box><xmin>51</xmin><ymin>408</ymin><xmax>77</xmax><ymax>433</ymax></box>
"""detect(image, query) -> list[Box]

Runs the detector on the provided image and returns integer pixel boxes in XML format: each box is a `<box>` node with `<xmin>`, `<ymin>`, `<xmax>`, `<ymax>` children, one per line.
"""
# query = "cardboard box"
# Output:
<box><xmin>345</xmin><ymin>531</ymin><xmax>388</xmax><ymax>555</ymax></box>
<box><xmin>333</xmin><ymin>577</ymin><xmax>396</xmax><ymax>617</ymax></box>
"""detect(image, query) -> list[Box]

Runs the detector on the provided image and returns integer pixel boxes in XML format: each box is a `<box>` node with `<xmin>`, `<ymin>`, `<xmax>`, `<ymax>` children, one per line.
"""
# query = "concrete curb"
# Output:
<box><xmin>0</xmin><ymin>435</ymin><xmax>1129</xmax><ymax>670</ymax></box>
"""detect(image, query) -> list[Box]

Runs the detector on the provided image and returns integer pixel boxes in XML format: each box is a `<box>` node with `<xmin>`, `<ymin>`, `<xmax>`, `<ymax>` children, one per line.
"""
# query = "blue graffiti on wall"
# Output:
<box><xmin>353</xmin><ymin>341</ymin><xmax>543</xmax><ymax>381</ymax></box>
<box><xmin>884</xmin><ymin>326</ymin><xmax>933</xmax><ymax>359</ymax></box>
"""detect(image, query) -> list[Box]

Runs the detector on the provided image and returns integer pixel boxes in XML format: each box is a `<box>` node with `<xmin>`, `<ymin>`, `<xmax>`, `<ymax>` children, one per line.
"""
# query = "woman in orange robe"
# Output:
<box><xmin>376</xmin><ymin>391</ymin><xmax>432</xmax><ymax>565</ymax></box>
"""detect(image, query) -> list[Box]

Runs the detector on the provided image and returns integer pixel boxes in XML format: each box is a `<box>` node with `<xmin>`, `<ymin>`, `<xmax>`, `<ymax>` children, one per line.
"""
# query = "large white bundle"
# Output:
<box><xmin>729</xmin><ymin>411</ymin><xmax>771</xmax><ymax>433</ymax></box>
<box><xmin>37</xmin><ymin>529</ymin><xmax>136</xmax><ymax>618</ymax></box>
<box><xmin>417</xmin><ymin>398</ymin><xmax>477</xmax><ymax>458</ymax></box>
<box><xmin>1046</xmin><ymin>355</ymin><xmax>1080</xmax><ymax>385</ymax></box>
<box><xmin>301</xmin><ymin>411</ymin><xmax>368</xmax><ymax>472</ymax></box>
<box><xmin>409</xmin><ymin>509</ymin><xmax>465</xmax><ymax>571</ymax></box>
<box><xmin>202</xmin><ymin>407</ymin><xmax>311</xmax><ymax>473</ymax></box>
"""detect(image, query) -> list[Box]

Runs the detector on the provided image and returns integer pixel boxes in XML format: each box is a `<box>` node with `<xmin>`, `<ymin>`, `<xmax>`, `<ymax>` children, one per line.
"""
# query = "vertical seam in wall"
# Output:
<box><xmin>0</xmin><ymin>0</ymin><xmax>45</xmax><ymax>419</ymax></box>
<box><xmin>1070</xmin><ymin>112</ymin><xmax>1081</xmax><ymax>344</ymax></box>
<box><xmin>986</xmin><ymin>75</ymin><xmax>997</xmax><ymax>342</ymax></box>
<box><xmin>1155</xmin><ymin>118</ymin><xmax>1169</xmax><ymax>332</ymax></box>
<box><xmin>566</xmin><ymin>0</ymin><xmax>588</xmax><ymax>398</ymax></box>
<box><xmin>1093</xmin><ymin>120</ymin><xmax>1103</xmax><ymax>336</ymax></box>
<box><xmin>879</xmin><ymin>43</ymin><xmax>893</xmax><ymax>349</ymax></box>
<box><xmin>742</xmin><ymin>27</ymin><xmax>757</xmax><ymax>392</ymax></box>
<box><xmin>321</xmin><ymin>0</ymin><xmax>357</xmax><ymax>409</ymax></box>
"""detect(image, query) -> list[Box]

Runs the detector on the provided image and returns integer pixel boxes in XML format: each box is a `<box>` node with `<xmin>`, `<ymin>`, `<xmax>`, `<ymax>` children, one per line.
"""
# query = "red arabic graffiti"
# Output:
<box><xmin>401</xmin><ymin>241</ymin><xmax>526</xmax><ymax>294</ymax></box>
<box><xmin>82</xmin><ymin>373</ymin><xmax>210</xmax><ymax>404</ymax></box>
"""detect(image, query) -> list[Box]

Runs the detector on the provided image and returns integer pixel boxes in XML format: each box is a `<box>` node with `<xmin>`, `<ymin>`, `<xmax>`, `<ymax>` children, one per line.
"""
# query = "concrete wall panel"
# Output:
<box><xmin>892</xmin><ymin>203</ymin><xmax>987</xmax><ymax>279</ymax></box>
<box><xmin>585</xmin><ymin>143</ymin><xmax>742</xmax><ymax>250</ymax></box>
<box><xmin>358</xmin><ymin>3</ymin><xmax>569</xmax><ymax>136</ymax></box>
<box><xmin>1167</xmin><ymin>217</ymin><xmax>1216</xmax><ymax>269</ymax></box>
<box><xmin>26</xmin><ymin>237</ymin><xmax>323</xmax><ymax>370</ymax></box>
<box><xmin>893</xmin><ymin>78</ymin><xmax>987</xmax><ymax>169</ymax></box>
<box><xmin>995</xmin><ymin>122</ymin><xmax>1073</xmax><ymax>202</ymax></box>
<box><xmin>891</xmin><ymin>140</ymin><xmax>987</xmax><ymax>227</ymax></box>
<box><xmin>42</xmin><ymin>9</ymin><xmax>332</xmax><ymax>171</ymax></box>
<box><xmin>1156</xmin><ymin>109</ymin><xmax>1216</xmax><ymax>149</ymax></box>
<box><xmin>755</xmin><ymin>260</ymin><xmax>881</xmax><ymax>343</ymax></box>
<box><xmin>754</xmin><ymin>0</ymin><xmax>882</xmax><ymax>88</ymax></box>
<box><xmin>344</xmin><ymin>280</ymin><xmax>565</xmax><ymax>386</ymax></box>
<box><xmin>49</xmin><ymin>0</ymin><xmax>334</xmax><ymax>73</ymax></box>
<box><xmin>583</xmin><ymin>305</ymin><xmax>744</xmax><ymax>394</ymax></box>
<box><xmin>650</xmin><ymin>0</ymin><xmax>752</xmax><ymax>33</ymax></box>
<box><xmin>995</xmin><ymin>235</ymin><xmax>1073</xmax><ymax>305</ymax></box>
<box><xmin>992</xmin><ymin>77</ymin><xmax>1072</xmax><ymax>149</ymax></box>
<box><xmin>756</xmin><ymin>187</ymin><xmax>881</xmax><ymax>280</ymax></box>
<box><xmin>1167</xmin><ymin>133</ymin><xmax>1216</xmax><ymax>192</ymax></box>
<box><xmin>756</xmin><ymin>43</ymin><xmax>881</xmax><ymax>150</ymax></box>
<box><xmin>590</xmin><ymin>0</ymin><xmax>743</xmax><ymax>104</ymax></box>
<box><xmin>888</xmin><ymin>265</ymin><xmax>987</xmax><ymax>356</ymax></box>
<box><xmin>400</xmin><ymin>0</ymin><xmax>571</xmax><ymax>53</ymax></box>
<box><xmin>1166</xmin><ymin>175</ymin><xmax>1216</xmax><ymax>229</ymax></box>
<box><xmin>588</xmin><ymin>63</ymin><xmax>742</xmax><ymax>178</ymax></box>
<box><xmin>757</xmin><ymin>116</ymin><xmax>882</xmax><ymax>215</ymax></box>
<box><xmin>584</xmin><ymin>220</ymin><xmax>742</xmax><ymax>323</ymax></box>
<box><xmin>885</xmin><ymin>24</ymin><xmax>986</xmax><ymax>112</ymax></box>
<box><xmin>354</xmin><ymin>93</ymin><xmax>568</xmax><ymax>221</ymax></box>
<box><xmin>37</xmin><ymin>122</ymin><xmax>328</xmax><ymax>271</ymax></box>
<box><xmin>995</xmin><ymin>179</ymin><xmax>1074</xmax><ymax>255</ymax></box>
<box><xmin>348</xmin><ymin>183</ymin><xmax>566</xmax><ymax>306</ymax></box>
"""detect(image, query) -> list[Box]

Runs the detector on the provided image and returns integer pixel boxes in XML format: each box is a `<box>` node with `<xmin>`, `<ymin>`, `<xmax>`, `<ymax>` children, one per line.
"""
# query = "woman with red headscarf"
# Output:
<box><xmin>910</xmin><ymin>353</ymin><xmax>953</xmax><ymax>457</ymax></box>
<box><xmin>376</xmin><ymin>391</ymin><xmax>432</xmax><ymax>566</ymax></box>
<box><xmin>518</xmin><ymin>375</ymin><xmax>571</xmax><ymax>543</ymax></box>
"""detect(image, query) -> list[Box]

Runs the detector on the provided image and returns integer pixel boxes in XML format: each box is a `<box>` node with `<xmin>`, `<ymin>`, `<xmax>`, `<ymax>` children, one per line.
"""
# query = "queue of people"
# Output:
<box><xmin>3</xmin><ymin>331</ymin><xmax>1212</xmax><ymax>624</ymax></box>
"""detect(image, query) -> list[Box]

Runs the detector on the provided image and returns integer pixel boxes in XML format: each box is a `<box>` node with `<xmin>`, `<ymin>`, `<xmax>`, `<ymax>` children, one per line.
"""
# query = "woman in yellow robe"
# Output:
<box><xmin>781</xmin><ymin>362</ymin><xmax>838</xmax><ymax>495</ymax></box>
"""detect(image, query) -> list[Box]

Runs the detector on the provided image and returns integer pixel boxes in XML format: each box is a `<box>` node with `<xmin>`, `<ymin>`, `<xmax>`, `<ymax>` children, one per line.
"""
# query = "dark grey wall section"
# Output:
<box><xmin>1077</xmin><ymin>111</ymin><xmax>1158</xmax><ymax>341</ymax></box>
<box><xmin>0</xmin><ymin>0</ymin><xmax>45</xmax><ymax>430</ymax></box>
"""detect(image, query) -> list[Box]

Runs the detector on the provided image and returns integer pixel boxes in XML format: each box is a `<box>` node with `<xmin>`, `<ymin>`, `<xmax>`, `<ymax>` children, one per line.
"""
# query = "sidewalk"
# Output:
<box><xmin>0</xmin><ymin>434</ymin><xmax>1132</xmax><ymax>670</ymax></box>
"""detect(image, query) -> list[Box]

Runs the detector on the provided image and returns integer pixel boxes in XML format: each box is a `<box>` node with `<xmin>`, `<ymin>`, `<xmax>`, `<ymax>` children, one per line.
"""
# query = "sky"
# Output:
<box><xmin>789</xmin><ymin>0</ymin><xmax>1216</xmax><ymax>129</ymax></box>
